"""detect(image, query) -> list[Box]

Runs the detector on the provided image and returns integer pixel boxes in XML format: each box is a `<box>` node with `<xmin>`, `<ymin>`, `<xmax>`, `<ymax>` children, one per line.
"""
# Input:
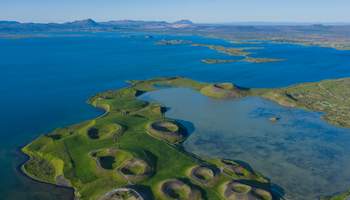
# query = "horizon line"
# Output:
<box><xmin>1</xmin><ymin>18</ymin><xmax>350</xmax><ymax>25</ymax></box>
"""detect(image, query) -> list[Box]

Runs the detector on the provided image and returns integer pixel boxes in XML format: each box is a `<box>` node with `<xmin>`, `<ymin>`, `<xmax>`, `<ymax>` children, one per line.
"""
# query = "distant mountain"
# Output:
<box><xmin>170</xmin><ymin>20</ymin><xmax>194</xmax><ymax>28</ymax></box>
<box><xmin>173</xmin><ymin>20</ymin><xmax>194</xmax><ymax>25</ymax></box>
<box><xmin>64</xmin><ymin>19</ymin><xmax>99</xmax><ymax>27</ymax></box>
<box><xmin>1</xmin><ymin>19</ymin><xmax>350</xmax><ymax>50</ymax></box>
<box><xmin>0</xmin><ymin>21</ymin><xmax>20</xmax><ymax>25</ymax></box>
<box><xmin>0</xmin><ymin>19</ymin><xmax>195</xmax><ymax>32</ymax></box>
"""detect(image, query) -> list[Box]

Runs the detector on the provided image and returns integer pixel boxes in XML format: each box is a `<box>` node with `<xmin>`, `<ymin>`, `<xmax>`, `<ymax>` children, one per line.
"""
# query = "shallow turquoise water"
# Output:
<box><xmin>140</xmin><ymin>88</ymin><xmax>350</xmax><ymax>200</ymax></box>
<box><xmin>1</xmin><ymin>32</ymin><xmax>350</xmax><ymax>199</ymax></box>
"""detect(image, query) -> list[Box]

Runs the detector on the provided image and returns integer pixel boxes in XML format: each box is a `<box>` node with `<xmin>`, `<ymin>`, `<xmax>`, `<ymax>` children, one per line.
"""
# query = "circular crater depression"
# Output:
<box><xmin>118</xmin><ymin>158</ymin><xmax>152</xmax><ymax>181</ymax></box>
<box><xmin>160</xmin><ymin>179</ymin><xmax>202</xmax><ymax>200</ymax></box>
<box><xmin>99</xmin><ymin>188</ymin><xmax>143</xmax><ymax>200</ymax></box>
<box><xmin>222</xmin><ymin>181</ymin><xmax>272</xmax><ymax>200</ymax></box>
<box><xmin>189</xmin><ymin>165</ymin><xmax>220</xmax><ymax>186</ymax></box>
<box><xmin>147</xmin><ymin>120</ymin><xmax>187</xmax><ymax>143</ymax></box>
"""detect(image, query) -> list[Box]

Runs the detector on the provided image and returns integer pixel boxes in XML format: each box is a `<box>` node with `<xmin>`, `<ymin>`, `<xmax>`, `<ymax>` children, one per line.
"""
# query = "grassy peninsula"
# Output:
<box><xmin>21</xmin><ymin>76</ymin><xmax>350</xmax><ymax>200</ymax></box>
<box><xmin>22</xmin><ymin>77</ymin><xmax>275</xmax><ymax>200</ymax></box>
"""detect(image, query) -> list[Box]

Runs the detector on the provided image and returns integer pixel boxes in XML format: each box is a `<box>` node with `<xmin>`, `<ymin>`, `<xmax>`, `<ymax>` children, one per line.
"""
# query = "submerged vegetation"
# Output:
<box><xmin>21</xmin><ymin>76</ymin><xmax>350</xmax><ymax>200</ymax></box>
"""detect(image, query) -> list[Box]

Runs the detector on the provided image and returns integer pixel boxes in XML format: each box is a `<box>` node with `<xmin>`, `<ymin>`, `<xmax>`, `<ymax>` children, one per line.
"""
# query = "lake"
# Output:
<box><xmin>1</xmin><ymin>32</ymin><xmax>350</xmax><ymax>200</ymax></box>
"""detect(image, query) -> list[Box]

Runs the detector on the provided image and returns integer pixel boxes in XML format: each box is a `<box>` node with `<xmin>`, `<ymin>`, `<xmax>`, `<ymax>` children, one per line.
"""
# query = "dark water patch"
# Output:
<box><xmin>98</xmin><ymin>156</ymin><xmax>115</xmax><ymax>170</ymax></box>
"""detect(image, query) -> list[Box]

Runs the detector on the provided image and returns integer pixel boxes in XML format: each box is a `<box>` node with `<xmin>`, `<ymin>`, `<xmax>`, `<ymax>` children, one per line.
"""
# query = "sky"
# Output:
<box><xmin>0</xmin><ymin>0</ymin><xmax>350</xmax><ymax>23</ymax></box>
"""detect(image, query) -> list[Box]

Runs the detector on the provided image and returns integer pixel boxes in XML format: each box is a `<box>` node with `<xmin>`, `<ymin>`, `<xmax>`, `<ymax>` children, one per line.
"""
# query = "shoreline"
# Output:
<box><xmin>16</xmin><ymin>147</ymin><xmax>76</xmax><ymax>200</ymax></box>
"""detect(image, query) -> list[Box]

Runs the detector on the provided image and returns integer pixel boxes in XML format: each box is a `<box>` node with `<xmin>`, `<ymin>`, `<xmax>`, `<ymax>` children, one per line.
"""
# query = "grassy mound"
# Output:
<box><xmin>159</xmin><ymin>179</ymin><xmax>202</xmax><ymax>200</ymax></box>
<box><xmin>200</xmin><ymin>83</ymin><xmax>246</xmax><ymax>99</ymax></box>
<box><xmin>189</xmin><ymin>165</ymin><xmax>219</xmax><ymax>186</ymax></box>
<box><xmin>147</xmin><ymin>120</ymin><xmax>187</xmax><ymax>143</ymax></box>
<box><xmin>253</xmin><ymin>189</ymin><xmax>274</xmax><ymax>200</ymax></box>
<box><xmin>218</xmin><ymin>159</ymin><xmax>267</xmax><ymax>182</ymax></box>
<box><xmin>118</xmin><ymin>158</ymin><xmax>152</xmax><ymax>181</ymax></box>
<box><xmin>221</xmin><ymin>181</ymin><xmax>272</xmax><ymax>200</ymax></box>
<box><xmin>99</xmin><ymin>188</ymin><xmax>143</xmax><ymax>200</ymax></box>
<box><xmin>90</xmin><ymin>148</ymin><xmax>153</xmax><ymax>181</ymax></box>
<box><xmin>87</xmin><ymin>123</ymin><xmax>124</xmax><ymax>140</ymax></box>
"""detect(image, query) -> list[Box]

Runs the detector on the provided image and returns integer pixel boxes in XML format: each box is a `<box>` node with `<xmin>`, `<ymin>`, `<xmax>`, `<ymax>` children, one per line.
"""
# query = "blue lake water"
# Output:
<box><xmin>1</xmin><ymin>32</ymin><xmax>350</xmax><ymax>200</ymax></box>
<box><xmin>140</xmin><ymin>88</ymin><xmax>350</xmax><ymax>200</ymax></box>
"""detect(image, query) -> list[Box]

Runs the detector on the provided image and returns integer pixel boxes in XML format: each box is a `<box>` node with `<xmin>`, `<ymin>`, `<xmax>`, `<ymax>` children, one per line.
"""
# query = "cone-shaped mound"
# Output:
<box><xmin>160</xmin><ymin>179</ymin><xmax>202</xmax><ymax>200</ymax></box>
<box><xmin>221</xmin><ymin>159</ymin><xmax>247</xmax><ymax>177</ymax></box>
<box><xmin>147</xmin><ymin>120</ymin><xmax>187</xmax><ymax>143</ymax></box>
<box><xmin>200</xmin><ymin>83</ymin><xmax>246</xmax><ymax>99</ymax></box>
<box><xmin>118</xmin><ymin>158</ymin><xmax>152</xmax><ymax>181</ymax></box>
<box><xmin>189</xmin><ymin>165</ymin><xmax>220</xmax><ymax>186</ymax></box>
<box><xmin>90</xmin><ymin>148</ymin><xmax>127</xmax><ymax>170</ymax></box>
<box><xmin>222</xmin><ymin>181</ymin><xmax>272</xmax><ymax>200</ymax></box>
<box><xmin>220</xmin><ymin>159</ymin><xmax>266</xmax><ymax>181</ymax></box>
<box><xmin>87</xmin><ymin>123</ymin><xmax>124</xmax><ymax>140</ymax></box>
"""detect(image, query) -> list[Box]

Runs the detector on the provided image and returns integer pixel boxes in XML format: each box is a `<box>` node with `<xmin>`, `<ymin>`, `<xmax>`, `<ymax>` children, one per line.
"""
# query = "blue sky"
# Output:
<box><xmin>1</xmin><ymin>0</ymin><xmax>349</xmax><ymax>23</ymax></box>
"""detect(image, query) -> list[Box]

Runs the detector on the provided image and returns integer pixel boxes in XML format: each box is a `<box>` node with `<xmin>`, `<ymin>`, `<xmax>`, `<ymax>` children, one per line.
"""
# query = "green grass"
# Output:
<box><xmin>23</xmin><ymin>155</ymin><xmax>56</xmax><ymax>183</ymax></box>
<box><xmin>258</xmin><ymin>78</ymin><xmax>350</xmax><ymax>128</ymax></box>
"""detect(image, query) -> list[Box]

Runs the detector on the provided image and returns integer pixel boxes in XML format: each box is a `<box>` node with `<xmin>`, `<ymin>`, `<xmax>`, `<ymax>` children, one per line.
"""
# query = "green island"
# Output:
<box><xmin>201</xmin><ymin>57</ymin><xmax>283</xmax><ymax>64</ymax></box>
<box><xmin>241</xmin><ymin>57</ymin><xmax>284</xmax><ymax>63</ymax></box>
<box><xmin>191</xmin><ymin>44</ymin><xmax>252</xmax><ymax>57</ymax></box>
<box><xmin>21</xmin><ymin>76</ymin><xmax>350</xmax><ymax>200</ymax></box>
<box><xmin>191</xmin><ymin>44</ymin><xmax>283</xmax><ymax>64</ymax></box>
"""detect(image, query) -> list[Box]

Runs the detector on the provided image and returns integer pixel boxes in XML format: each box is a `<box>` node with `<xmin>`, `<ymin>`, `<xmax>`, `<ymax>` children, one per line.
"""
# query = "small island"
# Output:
<box><xmin>21</xmin><ymin>76</ymin><xmax>350</xmax><ymax>200</ymax></box>
<box><xmin>191</xmin><ymin>43</ymin><xmax>251</xmax><ymax>57</ymax></box>
<box><xmin>242</xmin><ymin>57</ymin><xmax>284</xmax><ymax>63</ymax></box>
<box><xmin>156</xmin><ymin>39</ymin><xmax>192</xmax><ymax>45</ymax></box>
<box><xmin>201</xmin><ymin>59</ymin><xmax>238</xmax><ymax>64</ymax></box>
